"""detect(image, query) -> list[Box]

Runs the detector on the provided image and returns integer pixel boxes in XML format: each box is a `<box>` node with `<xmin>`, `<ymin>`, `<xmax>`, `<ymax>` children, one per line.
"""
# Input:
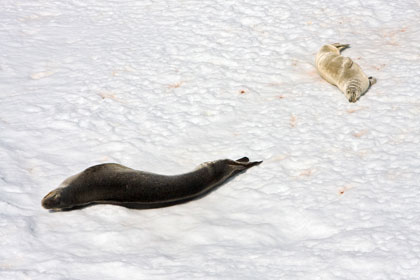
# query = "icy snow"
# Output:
<box><xmin>1</xmin><ymin>0</ymin><xmax>420</xmax><ymax>279</ymax></box>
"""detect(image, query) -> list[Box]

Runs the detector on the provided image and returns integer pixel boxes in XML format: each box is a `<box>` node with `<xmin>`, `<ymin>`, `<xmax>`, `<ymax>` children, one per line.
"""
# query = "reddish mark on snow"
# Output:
<box><xmin>99</xmin><ymin>91</ymin><xmax>118</xmax><ymax>100</ymax></box>
<box><xmin>290</xmin><ymin>114</ymin><xmax>297</xmax><ymax>128</ymax></box>
<box><xmin>240</xmin><ymin>90</ymin><xmax>246</xmax><ymax>94</ymax></box>
<box><xmin>299</xmin><ymin>168</ymin><xmax>314</xmax><ymax>177</ymax></box>
<box><xmin>168</xmin><ymin>81</ymin><xmax>183</xmax><ymax>89</ymax></box>
<box><xmin>381</xmin><ymin>27</ymin><xmax>408</xmax><ymax>46</ymax></box>
<box><xmin>112</xmin><ymin>66</ymin><xmax>135</xmax><ymax>76</ymax></box>
<box><xmin>347</xmin><ymin>107</ymin><xmax>366</xmax><ymax>113</ymax></box>
<box><xmin>30</xmin><ymin>71</ymin><xmax>54</xmax><ymax>80</ymax></box>
<box><xmin>353</xmin><ymin>129</ymin><xmax>368</xmax><ymax>138</ymax></box>
<box><xmin>374</xmin><ymin>64</ymin><xmax>386</xmax><ymax>71</ymax></box>
<box><xmin>338</xmin><ymin>186</ymin><xmax>352</xmax><ymax>195</ymax></box>
<box><xmin>267</xmin><ymin>82</ymin><xmax>282</xmax><ymax>87</ymax></box>
<box><xmin>99</xmin><ymin>156</ymin><xmax>111</xmax><ymax>162</ymax></box>
<box><xmin>308</xmin><ymin>69</ymin><xmax>322</xmax><ymax>80</ymax></box>
<box><xmin>270</xmin><ymin>154</ymin><xmax>288</xmax><ymax>162</ymax></box>
<box><xmin>278</xmin><ymin>95</ymin><xmax>285</xmax><ymax>99</ymax></box>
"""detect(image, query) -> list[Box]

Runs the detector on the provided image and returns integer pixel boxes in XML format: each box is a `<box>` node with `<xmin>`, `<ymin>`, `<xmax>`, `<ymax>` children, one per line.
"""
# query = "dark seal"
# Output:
<box><xmin>42</xmin><ymin>157</ymin><xmax>262</xmax><ymax>211</ymax></box>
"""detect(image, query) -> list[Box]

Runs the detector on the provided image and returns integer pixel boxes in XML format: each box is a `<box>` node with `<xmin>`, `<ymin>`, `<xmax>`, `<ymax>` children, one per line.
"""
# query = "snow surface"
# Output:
<box><xmin>1</xmin><ymin>0</ymin><xmax>420</xmax><ymax>279</ymax></box>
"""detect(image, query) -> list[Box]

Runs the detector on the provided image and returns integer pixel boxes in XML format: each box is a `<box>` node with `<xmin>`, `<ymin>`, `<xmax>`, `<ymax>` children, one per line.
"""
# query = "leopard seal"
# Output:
<box><xmin>42</xmin><ymin>157</ymin><xmax>262</xmax><ymax>211</ymax></box>
<box><xmin>315</xmin><ymin>43</ymin><xmax>376</xmax><ymax>102</ymax></box>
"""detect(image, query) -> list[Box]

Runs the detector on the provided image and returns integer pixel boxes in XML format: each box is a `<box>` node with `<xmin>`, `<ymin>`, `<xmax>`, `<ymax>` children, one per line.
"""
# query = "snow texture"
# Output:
<box><xmin>1</xmin><ymin>0</ymin><xmax>420</xmax><ymax>279</ymax></box>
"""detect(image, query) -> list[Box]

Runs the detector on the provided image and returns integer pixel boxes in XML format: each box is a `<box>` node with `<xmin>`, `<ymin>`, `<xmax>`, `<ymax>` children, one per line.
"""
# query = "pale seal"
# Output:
<box><xmin>315</xmin><ymin>43</ymin><xmax>376</xmax><ymax>102</ymax></box>
<box><xmin>42</xmin><ymin>157</ymin><xmax>262</xmax><ymax>211</ymax></box>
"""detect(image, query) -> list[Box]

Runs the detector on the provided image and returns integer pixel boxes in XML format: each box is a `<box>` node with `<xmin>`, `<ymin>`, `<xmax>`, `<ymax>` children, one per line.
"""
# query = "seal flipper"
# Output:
<box><xmin>343</xmin><ymin>57</ymin><xmax>353</xmax><ymax>68</ymax></box>
<box><xmin>229</xmin><ymin>158</ymin><xmax>263</xmax><ymax>170</ymax></box>
<box><xmin>368</xmin><ymin>76</ymin><xmax>377</xmax><ymax>86</ymax></box>
<box><xmin>241</xmin><ymin>160</ymin><xmax>263</xmax><ymax>168</ymax></box>
<box><xmin>236</xmin><ymin>157</ymin><xmax>250</xmax><ymax>163</ymax></box>
<box><xmin>332</xmin><ymin>43</ymin><xmax>350</xmax><ymax>51</ymax></box>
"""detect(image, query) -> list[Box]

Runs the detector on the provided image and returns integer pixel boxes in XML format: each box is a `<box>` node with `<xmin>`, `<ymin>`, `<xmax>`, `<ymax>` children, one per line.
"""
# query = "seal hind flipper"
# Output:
<box><xmin>368</xmin><ymin>76</ymin><xmax>377</xmax><ymax>86</ymax></box>
<box><xmin>343</xmin><ymin>57</ymin><xmax>353</xmax><ymax>68</ymax></box>
<box><xmin>227</xmin><ymin>158</ymin><xmax>262</xmax><ymax>169</ymax></box>
<box><xmin>332</xmin><ymin>43</ymin><xmax>350</xmax><ymax>51</ymax></box>
<box><xmin>236</xmin><ymin>157</ymin><xmax>250</xmax><ymax>163</ymax></box>
<box><xmin>238</xmin><ymin>159</ymin><xmax>262</xmax><ymax>168</ymax></box>
<box><xmin>225</xmin><ymin>158</ymin><xmax>262</xmax><ymax>176</ymax></box>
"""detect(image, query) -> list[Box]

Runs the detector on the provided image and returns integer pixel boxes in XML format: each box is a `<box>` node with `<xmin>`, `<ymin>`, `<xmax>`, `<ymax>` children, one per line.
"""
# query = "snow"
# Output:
<box><xmin>1</xmin><ymin>0</ymin><xmax>420</xmax><ymax>279</ymax></box>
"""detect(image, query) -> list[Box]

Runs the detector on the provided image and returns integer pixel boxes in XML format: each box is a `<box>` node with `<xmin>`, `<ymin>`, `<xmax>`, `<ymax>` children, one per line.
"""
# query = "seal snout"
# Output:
<box><xmin>41</xmin><ymin>189</ymin><xmax>62</xmax><ymax>210</ymax></box>
<box><xmin>346</xmin><ymin>87</ymin><xmax>359</xmax><ymax>103</ymax></box>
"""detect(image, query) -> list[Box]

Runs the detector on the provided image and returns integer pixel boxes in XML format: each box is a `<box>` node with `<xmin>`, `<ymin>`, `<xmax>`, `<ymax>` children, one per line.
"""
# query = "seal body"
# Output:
<box><xmin>315</xmin><ymin>43</ymin><xmax>376</xmax><ymax>102</ymax></box>
<box><xmin>42</xmin><ymin>157</ymin><xmax>262</xmax><ymax>211</ymax></box>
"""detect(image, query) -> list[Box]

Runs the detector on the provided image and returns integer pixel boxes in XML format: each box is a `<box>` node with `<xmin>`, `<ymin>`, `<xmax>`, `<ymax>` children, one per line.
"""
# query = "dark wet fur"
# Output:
<box><xmin>44</xmin><ymin>157</ymin><xmax>262</xmax><ymax>211</ymax></box>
